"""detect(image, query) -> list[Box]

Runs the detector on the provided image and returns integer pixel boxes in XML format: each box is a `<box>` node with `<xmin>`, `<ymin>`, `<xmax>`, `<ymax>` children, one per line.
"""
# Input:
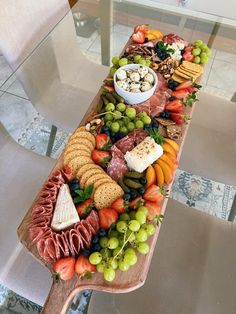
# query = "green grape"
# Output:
<box><xmin>133</xmin><ymin>55</ymin><xmax>141</xmax><ymax>62</ymax></box>
<box><xmin>113</xmin><ymin>246</ymin><xmax>123</xmax><ymax>258</ymax></box>
<box><xmin>119</xmin><ymin>237</ymin><xmax>125</xmax><ymax>247</ymax></box>
<box><xmin>200</xmin><ymin>55</ymin><xmax>208</xmax><ymax>64</ymax></box>
<box><xmin>128</xmin><ymin>220</ymin><xmax>141</xmax><ymax>232</ymax></box>
<box><xmin>119</xmin><ymin>213</ymin><xmax>130</xmax><ymax>222</ymax></box>
<box><xmin>129</xmin><ymin>211</ymin><xmax>136</xmax><ymax>220</ymax></box>
<box><xmin>138</xmin><ymin>59</ymin><xmax>147</xmax><ymax>65</ymax></box>
<box><xmin>205</xmin><ymin>47</ymin><xmax>212</xmax><ymax>57</ymax></box>
<box><xmin>124</xmin><ymin>247</ymin><xmax>136</xmax><ymax>255</ymax></box>
<box><xmin>100</xmin><ymin>248</ymin><xmax>112</xmax><ymax>259</ymax></box>
<box><xmin>137</xmin><ymin>242</ymin><xmax>149</xmax><ymax>255</ymax></box>
<box><xmin>194</xmin><ymin>56</ymin><xmax>201</xmax><ymax>64</ymax></box>
<box><xmin>103</xmin><ymin>266</ymin><xmax>116</xmax><ymax>282</ymax></box>
<box><xmin>99</xmin><ymin>236</ymin><xmax>108</xmax><ymax>248</ymax></box>
<box><xmin>145</xmin><ymin>224</ymin><xmax>156</xmax><ymax>236</ymax></box>
<box><xmin>105</xmin><ymin>120</ymin><xmax>113</xmax><ymax>128</ymax></box>
<box><xmin>111</xmin><ymin>122</ymin><xmax>120</xmax><ymax>133</ymax></box>
<box><xmin>107</xmin><ymin>237</ymin><xmax>119</xmax><ymax>250</ymax></box>
<box><xmin>137</xmin><ymin>206</ymin><xmax>148</xmax><ymax>216</ymax></box>
<box><xmin>118</xmin><ymin>58</ymin><xmax>128</xmax><ymax>67</ymax></box>
<box><xmin>109</xmin><ymin>67</ymin><xmax>117</xmax><ymax>77</ymax></box>
<box><xmin>105</xmin><ymin>113</ymin><xmax>113</xmax><ymax>121</ymax></box>
<box><xmin>120</xmin><ymin>126</ymin><xmax>128</xmax><ymax>134</ymax></box>
<box><xmin>113</xmin><ymin>110</ymin><xmax>122</xmax><ymax>120</ymax></box>
<box><xmin>145</xmin><ymin>59</ymin><xmax>151</xmax><ymax>67</ymax></box>
<box><xmin>89</xmin><ymin>252</ymin><xmax>102</xmax><ymax>265</ymax></box>
<box><xmin>106</xmin><ymin>103</ymin><xmax>115</xmax><ymax>112</ymax></box>
<box><xmin>200</xmin><ymin>43</ymin><xmax>208</xmax><ymax>51</ymax></box>
<box><xmin>135</xmin><ymin>211</ymin><xmax>146</xmax><ymax>225</ymax></box>
<box><xmin>109</xmin><ymin>230</ymin><xmax>119</xmax><ymax>238</ymax></box>
<box><xmin>116</xmin><ymin>221</ymin><xmax>128</xmax><ymax>233</ymax></box>
<box><xmin>194</xmin><ymin>39</ymin><xmax>203</xmax><ymax>46</ymax></box>
<box><xmin>192</xmin><ymin>48</ymin><xmax>201</xmax><ymax>56</ymax></box>
<box><xmin>125</xmin><ymin>108</ymin><xmax>136</xmax><ymax>120</ymax></box>
<box><xmin>141</xmin><ymin>115</ymin><xmax>151</xmax><ymax>125</ymax></box>
<box><xmin>126</xmin><ymin>229</ymin><xmax>136</xmax><ymax>242</ymax></box>
<box><xmin>108</xmin><ymin>258</ymin><xmax>118</xmax><ymax>270</ymax></box>
<box><xmin>124</xmin><ymin>253</ymin><xmax>138</xmax><ymax>266</ymax></box>
<box><xmin>118</xmin><ymin>260</ymin><xmax>130</xmax><ymax>271</ymax></box>
<box><xmin>117</xmin><ymin>102</ymin><xmax>126</xmax><ymax>112</ymax></box>
<box><xmin>96</xmin><ymin>261</ymin><xmax>106</xmax><ymax>273</ymax></box>
<box><xmin>135</xmin><ymin>120</ymin><xmax>144</xmax><ymax>129</ymax></box>
<box><xmin>135</xmin><ymin>228</ymin><xmax>148</xmax><ymax>242</ymax></box>
<box><xmin>118</xmin><ymin>120</ymin><xmax>124</xmax><ymax>127</ymax></box>
<box><xmin>127</xmin><ymin>122</ymin><xmax>135</xmax><ymax>132</ymax></box>
<box><xmin>138</xmin><ymin>111</ymin><xmax>147</xmax><ymax>119</ymax></box>
<box><xmin>200</xmin><ymin>52</ymin><xmax>207</xmax><ymax>58</ymax></box>
<box><xmin>112</xmin><ymin>56</ymin><xmax>120</xmax><ymax>66</ymax></box>
<box><xmin>123</xmin><ymin>116</ymin><xmax>131</xmax><ymax>126</ymax></box>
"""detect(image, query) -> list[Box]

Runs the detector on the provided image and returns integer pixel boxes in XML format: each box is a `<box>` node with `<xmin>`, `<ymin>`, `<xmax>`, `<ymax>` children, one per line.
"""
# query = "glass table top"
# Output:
<box><xmin>0</xmin><ymin>0</ymin><xmax>235</xmax><ymax>312</ymax></box>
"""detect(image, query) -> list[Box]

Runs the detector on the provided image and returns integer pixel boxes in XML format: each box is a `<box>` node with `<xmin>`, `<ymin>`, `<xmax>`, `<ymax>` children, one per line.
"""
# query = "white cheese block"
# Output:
<box><xmin>51</xmin><ymin>184</ymin><xmax>80</xmax><ymax>231</ymax></box>
<box><xmin>124</xmin><ymin>136</ymin><xmax>163</xmax><ymax>173</ymax></box>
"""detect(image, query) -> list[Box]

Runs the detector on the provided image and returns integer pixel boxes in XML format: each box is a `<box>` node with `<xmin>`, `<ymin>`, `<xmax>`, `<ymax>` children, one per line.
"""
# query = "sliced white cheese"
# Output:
<box><xmin>51</xmin><ymin>184</ymin><xmax>80</xmax><ymax>231</ymax></box>
<box><xmin>124</xmin><ymin>136</ymin><xmax>163</xmax><ymax>173</ymax></box>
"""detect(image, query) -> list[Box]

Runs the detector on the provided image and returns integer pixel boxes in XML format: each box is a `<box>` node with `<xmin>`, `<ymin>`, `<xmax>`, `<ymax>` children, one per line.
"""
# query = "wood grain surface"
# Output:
<box><xmin>17</xmin><ymin>39</ymin><xmax>198</xmax><ymax>313</ymax></box>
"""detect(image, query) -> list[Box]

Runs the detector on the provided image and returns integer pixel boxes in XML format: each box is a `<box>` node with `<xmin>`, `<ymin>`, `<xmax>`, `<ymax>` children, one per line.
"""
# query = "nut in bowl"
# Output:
<box><xmin>114</xmin><ymin>64</ymin><xmax>158</xmax><ymax>105</ymax></box>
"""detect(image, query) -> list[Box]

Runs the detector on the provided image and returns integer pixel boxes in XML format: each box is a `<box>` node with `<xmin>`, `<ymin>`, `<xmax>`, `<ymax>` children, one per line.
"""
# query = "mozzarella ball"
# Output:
<box><xmin>116</xmin><ymin>69</ymin><xmax>127</xmax><ymax>81</ymax></box>
<box><xmin>141</xmin><ymin>81</ymin><xmax>152</xmax><ymax>92</ymax></box>
<box><xmin>144</xmin><ymin>73</ymin><xmax>154</xmax><ymax>84</ymax></box>
<box><xmin>129</xmin><ymin>72</ymin><xmax>140</xmax><ymax>82</ymax></box>
<box><xmin>117</xmin><ymin>80</ymin><xmax>128</xmax><ymax>90</ymax></box>
<box><xmin>130</xmin><ymin>82</ymin><xmax>141</xmax><ymax>90</ymax></box>
<box><xmin>138</xmin><ymin>65</ymin><xmax>149</xmax><ymax>78</ymax></box>
<box><xmin>130</xmin><ymin>88</ymin><xmax>141</xmax><ymax>93</ymax></box>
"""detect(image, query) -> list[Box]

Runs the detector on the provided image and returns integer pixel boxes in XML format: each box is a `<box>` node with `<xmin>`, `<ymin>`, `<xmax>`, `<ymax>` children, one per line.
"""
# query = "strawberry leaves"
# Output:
<box><xmin>73</xmin><ymin>185</ymin><xmax>94</xmax><ymax>203</ymax></box>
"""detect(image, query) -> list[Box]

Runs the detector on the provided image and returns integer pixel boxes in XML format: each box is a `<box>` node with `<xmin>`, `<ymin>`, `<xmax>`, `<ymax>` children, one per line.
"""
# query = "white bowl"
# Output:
<box><xmin>114</xmin><ymin>64</ymin><xmax>158</xmax><ymax>105</ymax></box>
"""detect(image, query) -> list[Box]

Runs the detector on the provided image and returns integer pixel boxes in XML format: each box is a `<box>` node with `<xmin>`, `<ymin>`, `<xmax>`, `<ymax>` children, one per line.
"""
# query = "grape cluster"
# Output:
<box><xmin>192</xmin><ymin>40</ymin><xmax>212</xmax><ymax>65</ymax></box>
<box><xmin>88</xmin><ymin>206</ymin><xmax>156</xmax><ymax>282</ymax></box>
<box><xmin>110</xmin><ymin>55</ymin><xmax>151</xmax><ymax>77</ymax></box>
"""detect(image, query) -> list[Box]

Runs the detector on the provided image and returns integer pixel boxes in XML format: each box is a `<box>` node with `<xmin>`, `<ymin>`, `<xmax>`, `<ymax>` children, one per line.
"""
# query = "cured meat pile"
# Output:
<box><xmin>133</xmin><ymin>73</ymin><xmax>171</xmax><ymax>117</ymax></box>
<box><xmin>29</xmin><ymin>166</ymin><xmax>99</xmax><ymax>262</ymax></box>
<box><xmin>163</xmin><ymin>33</ymin><xmax>188</xmax><ymax>46</ymax></box>
<box><xmin>107</xmin><ymin>129</ymin><xmax>148</xmax><ymax>180</ymax></box>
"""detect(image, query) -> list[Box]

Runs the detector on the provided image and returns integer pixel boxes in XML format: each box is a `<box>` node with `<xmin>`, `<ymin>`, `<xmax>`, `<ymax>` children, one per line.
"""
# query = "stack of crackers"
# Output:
<box><xmin>172</xmin><ymin>61</ymin><xmax>203</xmax><ymax>83</ymax></box>
<box><xmin>63</xmin><ymin>126</ymin><xmax>123</xmax><ymax>209</ymax></box>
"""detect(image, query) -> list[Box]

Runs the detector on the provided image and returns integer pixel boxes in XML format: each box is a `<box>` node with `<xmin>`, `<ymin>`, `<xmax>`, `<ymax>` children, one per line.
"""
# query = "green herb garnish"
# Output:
<box><xmin>186</xmin><ymin>92</ymin><xmax>198</xmax><ymax>107</ymax></box>
<box><xmin>157</xmin><ymin>41</ymin><xmax>175</xmax><ymax>54</ymax></box>
<box><xmin>147</xmin><ymin>127</ymin><xmax>164</xmax><ymax>145</ymax></box>
<box><xmin>73</xmin><ymin>185</ymin><xmax>94</xmax><ymax>203</ymax></box>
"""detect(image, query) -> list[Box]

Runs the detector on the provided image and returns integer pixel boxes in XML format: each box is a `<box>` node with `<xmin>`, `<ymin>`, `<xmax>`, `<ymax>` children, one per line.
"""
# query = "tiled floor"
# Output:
<box><xmin>0</xmin><ymin>23</ymin><xmax>236</xmax><ymax>313</ymax></box>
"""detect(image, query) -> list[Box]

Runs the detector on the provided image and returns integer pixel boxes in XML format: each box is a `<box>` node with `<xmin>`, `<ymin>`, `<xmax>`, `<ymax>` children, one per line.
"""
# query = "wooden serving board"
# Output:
<box><xmin>17</xmin><ymin>40</ymin><xmax>198</xmax><ymax>313</ymax></box>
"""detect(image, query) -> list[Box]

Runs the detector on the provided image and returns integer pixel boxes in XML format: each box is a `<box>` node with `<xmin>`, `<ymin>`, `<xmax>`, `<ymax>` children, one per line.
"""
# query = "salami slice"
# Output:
<box><xmin>107</xmin><ymin>146</ymin><xmax>128</xmax><ymax>181</ymax></box>
<box><xmin>31</xmin><ymin>205</ymin><xmax>52</xmax><ymax>216</ymax></box>
<box><xmin>115</xmin><ymin>136</ymin><xmax>134</xmax><ymax>154</ymax></box>
<box><xmin>54</xmin><ymin>234</ymin><xmax>70</xmax><ymax>257</ymax></box>
<box><xmin>39</xmin><ymin>190</ymin><xmax>57</xmax><ymax>202</ymax></box>
<box><xmin>76</xmin><ymin>224</ymin><xmax>91</xmax><ymax>248</ymax></box>
<box><xmin>61</xmin><ymin>165</ymin><xmax>73</xmax><ymax>181</ymax></box>
<box><xmin>43</xmin><ymin>182</ymin><xmax>58</xmax><ymax>192</ymax></box>
<box><xmin>37</xmin><ymin>199</ymin><xmax>54</xmax><ymax>209</ymax></box>
<box><xmin>69</xmin><ymin>230</ymin><xmax>82</xmax><ymax>254</ymax></box>
<box><xmin>29</xmin><ymin>226</ymin><xmax>52</xmax><ymax>244</ymax></box>
<box><xmin>44</xmin><ymin>237</ymin><xmax>60</xmax><ymax>261</ymax></box>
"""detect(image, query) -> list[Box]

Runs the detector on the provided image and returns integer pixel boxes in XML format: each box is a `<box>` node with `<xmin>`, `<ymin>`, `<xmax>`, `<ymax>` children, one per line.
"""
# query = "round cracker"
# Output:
<box><xmin>65</xmin><ymin>143</ymin><xmax>91</xmax><ymax>155</ymax></box>
<box><xmin>63</xmin><ymin>149</ymin><xmax>90</xmax><ymax>165</ymax></box>
<box><xmin>94</xmin><ymin>182</ymin><xmax>123</xmax><ymax>209</ymax></box>
<box><xmin>76</xmin><ymin>164</ymin><xmax>102</xmax><ymax>179</ymax></box>
<box><xmin>85</xmin><ymin>173</ymin><xmax>112</xmax><ymax>190</ymax></box>
<box><xmin>80</xmin><ymin>168</ymin><xmax>105</xmax><ymax>189</ymax></box>
<box><xmin>68</xmin><ymin>138</ymin><xmax>94</xmax><ymax>151</ymax></box>
<box><xmin>68</xmin><ymin>156</ymin><xmax>93</xmax><ymax>177</ymax></box>
<box><xmin>70</xmin><ymin>131</ymin><xmax>95</xmax><ymax>146</ymax></box>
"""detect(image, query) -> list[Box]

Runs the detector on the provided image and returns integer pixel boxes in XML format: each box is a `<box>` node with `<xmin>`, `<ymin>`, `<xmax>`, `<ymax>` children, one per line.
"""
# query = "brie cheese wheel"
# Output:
<box><xmin>51</xmin><ymin>184</ymin><xmax>80</xmax><ymax>231</ymax></box>
<box><xmin>124</xmin><ymin>137</ymin><xmax>163</xmax><ymax>173</ymax></box>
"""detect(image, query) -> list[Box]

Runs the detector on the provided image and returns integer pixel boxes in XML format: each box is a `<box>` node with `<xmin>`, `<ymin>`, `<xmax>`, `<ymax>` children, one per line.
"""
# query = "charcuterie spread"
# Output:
<box><xmin>20</xmin><ymin>25</ymin><xmax>211</xmax><ymax>287</ymax></box>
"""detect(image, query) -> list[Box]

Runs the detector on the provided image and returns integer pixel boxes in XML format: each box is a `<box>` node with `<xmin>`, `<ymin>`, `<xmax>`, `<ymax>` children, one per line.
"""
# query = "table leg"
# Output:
<box><xmin>228</xmin><ymin>194</ymin><xmax>236</xmax><ymax>222</ymax></box>
<box><xmin>46</xmin><ymin>125</ymin><xmax>57</xmax><ymax>157</ymax></box>
<box><xmin>100</xmin><ymin>0</ymin><xmax>113</xmax><ymax>66</ymax></box>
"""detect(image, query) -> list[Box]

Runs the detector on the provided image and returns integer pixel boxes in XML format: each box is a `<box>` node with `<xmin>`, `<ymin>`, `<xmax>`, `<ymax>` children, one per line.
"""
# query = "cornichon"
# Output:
<box><xmin>123</xmin><ymin>178</ymin><xmax>143</xmax><ymax>189</ymax></box>
<box><xmin>112</xmin><ymin>91</ymin><xmax>124</xmax><ymax>103</ymax></box>
<box><xmin>124</xmin><ymin>171</ymin><xmax>144</xmax><ymax>179</ymax></box>
<box><xmin>97</xmin><ymin>98</ymin><xmax>104</xmax><ymax>113</ymax></box>
<box><xmin>118</xmin><ymin>178</ymin><xmax>130</xmax><ymax>193</ymax></box>
<box><xmin>105</xmin><ymin>93</ymin><xmax>117</xmax><ymax>104</ymax></box>
<box><xmin>102</xmin><ymin>95</ymin><xmax>109</xmax><ymax>105</ymax></box>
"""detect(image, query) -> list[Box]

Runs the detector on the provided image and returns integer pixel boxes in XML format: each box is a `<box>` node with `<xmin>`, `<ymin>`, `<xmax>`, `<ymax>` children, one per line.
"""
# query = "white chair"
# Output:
<box><xmin>0</xmin><ymin>123</ymin><xmax>55</xmax><ymax>305</ymax></box>
<box><xmin>88</xmin><ymin>198</ymin><xmax>236</xmax><ymax>314</ymax></box>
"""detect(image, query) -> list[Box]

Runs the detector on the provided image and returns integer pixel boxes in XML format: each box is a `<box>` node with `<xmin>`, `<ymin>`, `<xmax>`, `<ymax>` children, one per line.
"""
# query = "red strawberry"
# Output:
<box><xmin>165</xmin><ymin>99</ymin><xmax>183</xmax><ymax>113</ymax></box>
<box><xmin>143</xmin><ymin>185</ymin><xmax>164</xmax><ymax>204</ymax></box>
<box><xmin>111</xmin><ymin>198</ymin><xmax>127</xmax><ymax>213</ymax></box>
<box><xmin>184</xmin><ymin>45</ymin><xmax>193</xmax><ymax>52</ymax></box>
<box><xmin>92</xmin><ymin>150</ymin><xmax>111</xmax><ymax>166</ymax></box>
<box><xmin>76</xmin><ymin>199</ymin><xmax>94</xmax><ymax>218</ymax></box>
<box><xmin>183</xmin><ymin>51</ymin><xmax>194</xmax><ymax>62</ymax></box>
<box><xmin>132</xmin><ymin>30</ymin><xmax>145</xmax><ymax>44</ymax></box>
<box><xmin>98</xmin><ymin>208</ymin><xmax>119</xmax><ymax>230</ymax></box>
<box><xmin>95</xmin><ymin>134</ymin><xmax>112</xmax><ymax>151</ymax></box>
<box><xmin>75</xmin><ymin>255</ymin><xmax>95</xmax><ymax>277</ymax></box>
<box><xmin>129</xmin><ymin>196</ymin><xmax>144</xmax><ymax>210</ymax></box>
<box><xmin>103</xmin><ymin>84</ymin><xmax>114</xmax><ymax>93</ymax></box>
<box><xmin>54</xmin><ymin>257</ymin><xmax>75</xmax><ymax>281</ymax></box>
<box><xmin>145</xmin><ymin>201</ymin><xmax>161</xmax><ymax>221</ymax></box>
<box><xmin>134</xmin><ymin>24</ymin><xmax>148</xmax><ymax>34</ymax></box>
<box><xmin>175</xmin><ymin>81</ymin><xmax>193</xmax><ymax>91</ymax></box>
<box><xmin>171</xmin><ymin>89</ymin><xmax>189</xmax><ymax>101</ymax></box>
<box><xmin>170</xmin><ymin>113</ymin><xmax>191</xmax><ymax>125</ymax></box>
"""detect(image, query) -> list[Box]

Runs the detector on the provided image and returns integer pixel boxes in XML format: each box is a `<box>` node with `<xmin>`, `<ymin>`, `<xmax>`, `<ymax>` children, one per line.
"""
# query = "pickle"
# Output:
<box><xmin>103</xmin><ymin>79</ymin><xmax>114</xmax><ymax>87</ymax></box>
<box><xmin>102</xmin><ymin>95</ymin><xmax>109</xmax><ymax>105</ymax></box>
<box><xmin>118</xmin><ymin>178</ymin><xmax>130</xmax><ymax>193</ymax></box>
<box><xmin>97</xmin><ymin>97</ymin><xmax>104</xmax><ymax>113</ymax></box>
<box><xmin>112</xmin><ymin>91</ymin><xmax>124</xmax><ymax>103</ymax></box>
<box><xmin>124</xmin><ymin>171</ymin><xmax>144</xmax><ymax>179</ymax></box>
<box><xmin>123</xmin><ymin>178</ymin><xmax>143</xmax><ymax>189</ymax></box>
<box><xmin>105</xmin><ymin>93</ymin><xmax>117</xmax><ymax>104</ymax></box>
